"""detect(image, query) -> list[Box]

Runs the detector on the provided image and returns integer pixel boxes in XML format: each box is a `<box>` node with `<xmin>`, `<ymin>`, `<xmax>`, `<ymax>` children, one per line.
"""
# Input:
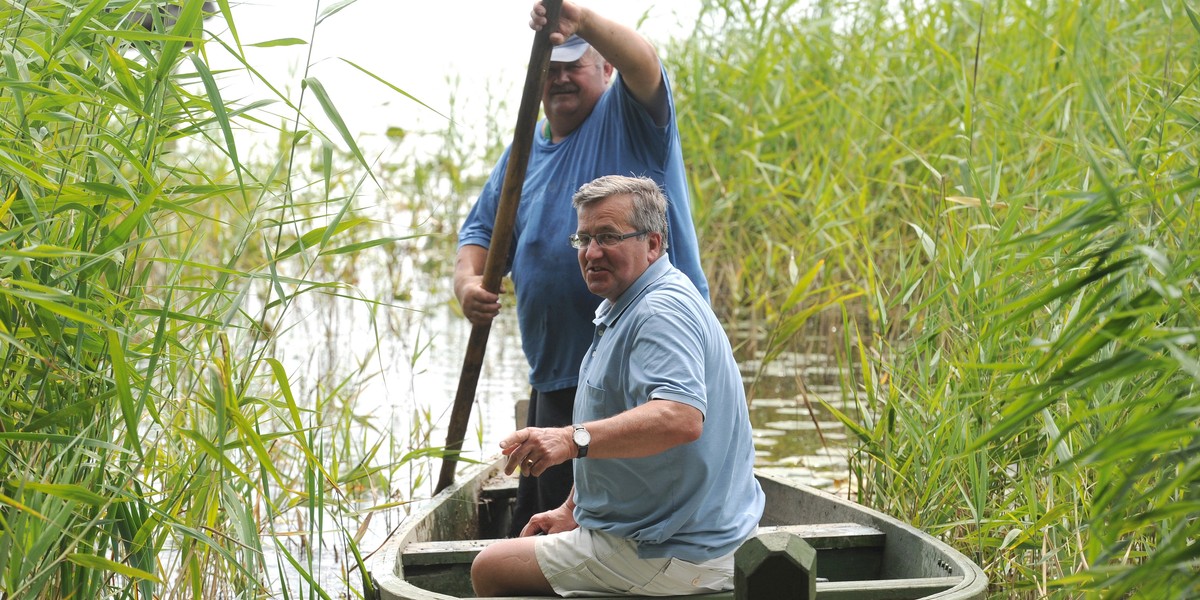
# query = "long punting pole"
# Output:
<box><xmin>436</xmin><ymin>0</ymin><xmax>563</xmax><ymax>493</ymax></box>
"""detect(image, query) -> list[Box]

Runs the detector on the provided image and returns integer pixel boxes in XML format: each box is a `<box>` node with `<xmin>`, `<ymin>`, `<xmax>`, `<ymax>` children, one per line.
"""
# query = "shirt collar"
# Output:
<box><xmin>593</xmin><ymin>255</ymin><xmax>674</xmax><ymax>328</ymax></box>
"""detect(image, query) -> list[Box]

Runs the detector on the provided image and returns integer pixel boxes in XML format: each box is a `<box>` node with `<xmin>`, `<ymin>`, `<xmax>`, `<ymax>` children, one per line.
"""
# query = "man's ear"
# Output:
<box><xmin>649</xmin><ymin>231</ymin><xmax>665</xmax><ymax>259</ymax></box>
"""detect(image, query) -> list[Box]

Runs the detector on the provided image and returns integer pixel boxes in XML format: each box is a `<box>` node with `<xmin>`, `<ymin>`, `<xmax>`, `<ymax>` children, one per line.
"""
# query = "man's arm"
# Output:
<box><xmin>531</xmin><ymin>0</ymin><xmax>669</xmax><ymax>123</ymax></box>
<box><xmin>574</xmin><ymin>399</ymin><xmax>702</xmax><ymax>459</ymax></box>
<box><xmin>454</xmin><ymin>244</ymin><xmax>501</xmax><ymax>326</ymax></box>
<box><xmin>499</xmin><ymin>399</ymin><xmax>702</xmax><ymax>476</ymax></box>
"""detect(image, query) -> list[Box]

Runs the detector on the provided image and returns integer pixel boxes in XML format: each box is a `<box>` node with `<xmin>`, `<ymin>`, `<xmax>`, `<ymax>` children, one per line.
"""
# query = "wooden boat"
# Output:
<box><xmin>369</xmin><ymin>458</ymin><xmax>988</xmax><ymax>599</ymax></box>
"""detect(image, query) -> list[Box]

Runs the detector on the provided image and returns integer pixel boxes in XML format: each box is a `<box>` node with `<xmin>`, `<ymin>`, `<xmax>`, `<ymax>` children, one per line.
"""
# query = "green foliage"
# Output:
<box><xmin>6</xmin><ymin>0</ymin><xmax>1196</xmax><ymax>597</ymax></box>
<box><xmin>671</xmin><ymin>0</ymin><xmax>1199</xmax><ymax>596</ymax></box>
<box><xmin>0</xmin><ymin>1</ymin><xmax>448</xmax><ymax>597</ymax></box>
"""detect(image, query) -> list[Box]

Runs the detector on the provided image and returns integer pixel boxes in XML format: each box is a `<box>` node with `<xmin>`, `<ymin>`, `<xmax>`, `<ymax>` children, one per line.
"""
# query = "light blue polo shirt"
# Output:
<box><xmin>572</xmin><ymin>257</ymin><xmax>764</xmax><ymax>562</ymax></box>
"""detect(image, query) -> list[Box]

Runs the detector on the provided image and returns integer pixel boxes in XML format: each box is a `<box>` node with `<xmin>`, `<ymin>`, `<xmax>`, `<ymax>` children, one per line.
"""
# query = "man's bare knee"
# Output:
<box><xmin>471</xmin><ymin>538</ymin><xmax>551</xmax><ymax>597</ymax></box>
<box><xmin>470</xmin><ymin>552</ymin><xmax>496</xmax><ymax>597</ymax></box>
<box><xmin>471</xmin><ymin>544</ymin><xmax>503</xmax><ymax>596</ymax></box>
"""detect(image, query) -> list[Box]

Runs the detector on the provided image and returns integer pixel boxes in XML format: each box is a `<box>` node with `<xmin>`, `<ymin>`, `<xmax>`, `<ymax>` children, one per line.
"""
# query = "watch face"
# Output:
<box><xmin>574</xmin><ymin>427</ymin><xmax>590</xmax><ymax>446</ymax></box>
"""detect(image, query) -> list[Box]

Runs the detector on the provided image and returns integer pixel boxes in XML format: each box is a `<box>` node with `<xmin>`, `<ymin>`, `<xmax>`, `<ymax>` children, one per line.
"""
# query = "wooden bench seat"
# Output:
<box><xmin>400</xmin><ymin>522</ymin><xmax>884</xmax><ymax>568</ymax></box>
<box><xmin>399</xmin><ymin>522</ymin><xmax>966</xmax><ymax>600</ymax></box>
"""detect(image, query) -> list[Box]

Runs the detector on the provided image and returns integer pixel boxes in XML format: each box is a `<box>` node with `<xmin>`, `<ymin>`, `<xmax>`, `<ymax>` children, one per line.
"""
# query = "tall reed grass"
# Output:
<box><xmin>671</xmin><ymin>0</ymin><xmax>1199</xmax><ymax>596</ymax></box>
<box><xmin>0</xmin><ymin>1</ymin><xmax>474</xmax><ymax>597</ymax></box>
<box><xmin>7</xmin><ymin>0</ymin><xmax>1197</xmax><ymax>597</ymax></box>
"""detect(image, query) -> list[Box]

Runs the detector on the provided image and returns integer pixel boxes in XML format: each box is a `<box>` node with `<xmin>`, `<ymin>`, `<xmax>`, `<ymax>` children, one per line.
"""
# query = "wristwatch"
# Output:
<box><xmin>572</xmin><ymin>424</ymin><xmax>591</xmax><ymax>458</ymax></box>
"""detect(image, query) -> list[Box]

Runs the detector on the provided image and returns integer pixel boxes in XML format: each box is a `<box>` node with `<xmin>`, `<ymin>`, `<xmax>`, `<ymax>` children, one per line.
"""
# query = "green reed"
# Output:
<box><xmin>671</xmin><ymin>0</ymin><xmax>1199</xmax><ymax>596</ymax></box>
<box><xmin>0</xmin><ymin>1</ymin><xmax>463</xmax><ymax>597</ymax></box>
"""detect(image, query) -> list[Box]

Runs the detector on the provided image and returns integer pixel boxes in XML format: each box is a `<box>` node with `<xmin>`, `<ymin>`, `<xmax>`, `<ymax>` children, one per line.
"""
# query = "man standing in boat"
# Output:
<box><xmin>453</xmin><ymin>0</ymin><xmax>705</xmax><ymax>537</ymax></box>
<box><xmin>471</xmin><ymin>176</ymin><xmax>763</xmax><ymax>597</ymax></box>
<box><xmin>454</xmin><ymin>1</ymin><xmax>709</xmax><ymax>536</ymax></box>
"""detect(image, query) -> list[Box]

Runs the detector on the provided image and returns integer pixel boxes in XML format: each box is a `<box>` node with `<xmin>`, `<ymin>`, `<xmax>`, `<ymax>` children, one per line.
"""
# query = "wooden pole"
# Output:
<box><xmin>435</xmin><ymin>0</ymin><xmax>563</xmax><ymax>494</ymax></box>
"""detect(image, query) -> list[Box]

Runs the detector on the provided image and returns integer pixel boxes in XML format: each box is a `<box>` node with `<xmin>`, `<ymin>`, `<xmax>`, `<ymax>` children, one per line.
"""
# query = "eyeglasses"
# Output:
<box><xmin>548</xmin><ymin>61</ymin><xmax>594</xmax><ymax>78</ymax></box>
<box><xmin>568</xmin><ymin>230</ymin><xmax>649</xmax><ymax>249</ymax></box>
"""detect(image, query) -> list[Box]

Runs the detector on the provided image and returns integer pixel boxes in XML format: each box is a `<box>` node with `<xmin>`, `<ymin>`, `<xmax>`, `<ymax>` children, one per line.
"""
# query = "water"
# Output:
<box><xmin>270</xmin><ymin>278</ymin><xmax>856</xmax><ymax>489</ymax></box>
<box><xmin>397</xmin><ymin>307</ymin><xmax>858</xmax><ymax>493</ymax></box>
<box><xmin>256</xmin><ymin>250</ymin><xmax>855</xmax><ymax>596</ymax></box>
<box><xmin>194</xmin><ymin>0</ymin><xmax>855</xmax><ymax>503</ymax></box>
<box><xmin>182</xmin><ymin>5</ymin><xmax>852</xmax><ymax>592</ymax></box>
<box><xmin>192</xmin><ymin>0</ymin><xmax>854</xmax><ymax>497</ymax></box>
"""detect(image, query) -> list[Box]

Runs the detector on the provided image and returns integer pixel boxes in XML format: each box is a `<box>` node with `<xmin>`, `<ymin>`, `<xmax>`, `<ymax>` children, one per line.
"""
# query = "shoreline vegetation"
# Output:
<box><xmin>1</xmin><ymin>1</ymin><xmax>1196</xmax><ymax>598</ymax></box>
<box><xmin>672</xmin><ymin>1</ymin><xmax>1199</xmax><ymax>597</ymax></box>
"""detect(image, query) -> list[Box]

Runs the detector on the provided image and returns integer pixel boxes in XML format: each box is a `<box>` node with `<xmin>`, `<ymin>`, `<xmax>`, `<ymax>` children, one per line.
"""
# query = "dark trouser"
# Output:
<box><xmin>508</xmin><ymin>386</ymin><xmax>576</xmax><ymax>537</ymax></box>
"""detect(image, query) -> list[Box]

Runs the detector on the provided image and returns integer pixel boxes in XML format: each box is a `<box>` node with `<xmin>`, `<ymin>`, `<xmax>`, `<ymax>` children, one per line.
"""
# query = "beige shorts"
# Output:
<box><xmin>533</xmin><ymin>527</ymin><xmax>735</xmax><ymax>597</ymax></box>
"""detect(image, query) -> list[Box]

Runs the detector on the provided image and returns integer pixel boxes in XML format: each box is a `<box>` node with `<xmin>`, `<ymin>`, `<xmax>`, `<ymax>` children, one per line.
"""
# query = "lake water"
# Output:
<box><xmin>178</xmin><ymin>4</ymin><xmax>854</xmax><ymax>594</ymax></box>
<box><xmin>254</xmin><ymin>244</ymin><xmax>855</xmax><ymax>597</ymax></box>
<box><xmin>194</xmin><ymin>0</ymin><xmax>855</xmax><ymax>504</ymax></box>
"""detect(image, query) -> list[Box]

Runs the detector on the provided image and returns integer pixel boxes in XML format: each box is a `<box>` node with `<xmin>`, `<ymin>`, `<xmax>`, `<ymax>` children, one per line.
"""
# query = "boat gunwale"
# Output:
<box><xmin>755</xmin><ymin>470</ymin><xmax>987</xmax><ymax>599</ymax></box>
<box><xmin>370</xmin><ymin>458</ymin><xmax>988</xmax><ymax>600</ymax></box>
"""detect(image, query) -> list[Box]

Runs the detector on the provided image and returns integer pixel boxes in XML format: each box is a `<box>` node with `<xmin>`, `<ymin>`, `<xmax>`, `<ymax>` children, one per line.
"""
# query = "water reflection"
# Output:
<box><xmin>746</xmin><ymin>365</ymin><xmax>854</xmax><ymax>491</ymax></box>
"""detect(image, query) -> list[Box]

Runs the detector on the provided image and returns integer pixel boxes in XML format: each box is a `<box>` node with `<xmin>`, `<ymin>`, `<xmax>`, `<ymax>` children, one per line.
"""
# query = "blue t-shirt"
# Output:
<box><xmin>572</xmin><ymin>257</ymin><xmax>764</xmax><ymax>562</ymax></box>
<box><xmin>457</xmin><ymin>67</ymin><xmax>708</xmax><ymax>392</ymax></box>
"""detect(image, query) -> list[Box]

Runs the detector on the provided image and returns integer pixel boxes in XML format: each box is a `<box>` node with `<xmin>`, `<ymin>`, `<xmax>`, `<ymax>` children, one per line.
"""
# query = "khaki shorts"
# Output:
<box><xmin>533</xmin><ymin>527</ymin><xmax>736</xmax><ymax>597</ymax></box>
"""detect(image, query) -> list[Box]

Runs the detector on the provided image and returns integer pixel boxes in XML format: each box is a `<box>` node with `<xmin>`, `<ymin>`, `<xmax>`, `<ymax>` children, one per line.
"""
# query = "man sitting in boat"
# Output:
<box><xmin>471</xmin><ymin>175</ymin><xmax>765</xmax><ymax>597</ymax></box>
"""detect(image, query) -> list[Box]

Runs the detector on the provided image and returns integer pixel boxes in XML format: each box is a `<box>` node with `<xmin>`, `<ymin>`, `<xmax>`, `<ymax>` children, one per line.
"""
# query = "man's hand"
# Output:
<box><xmin>499</xmin><ymin>426</ymin><xmax>575</xmax><ymax>477</ymax></box>
<box><xmin>521</xmin><ymin>503</ymin><xmax>578</xmax><ymax>536</ymax></box>
<box><xmin>530</xmin><ymin>0</ymin><xmax>584</xmax><ymax>45</ymax></box>
<box><xmin>454</xmin><ymin>245</ymin><xmax>503</xmax><ymax>326</ymax></box>
<box><xmin>458</xmin><ymin>276</ymin><xmax>502</xmax><ymax>326</ymax></box>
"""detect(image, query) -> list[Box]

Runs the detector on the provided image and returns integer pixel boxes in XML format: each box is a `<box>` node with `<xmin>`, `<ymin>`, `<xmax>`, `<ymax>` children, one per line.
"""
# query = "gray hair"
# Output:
<box><xmin>572</xmin><ymin>175</ymin><xmax>669</xmax><ymax>248</ymax></box>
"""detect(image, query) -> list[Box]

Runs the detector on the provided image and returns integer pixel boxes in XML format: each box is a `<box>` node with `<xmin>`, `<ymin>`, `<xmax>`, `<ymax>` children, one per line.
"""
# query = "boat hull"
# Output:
<box><xmin>370</xmin><ymin>459</ymin><xmax>987</xmax><ymax>599</ymax></box>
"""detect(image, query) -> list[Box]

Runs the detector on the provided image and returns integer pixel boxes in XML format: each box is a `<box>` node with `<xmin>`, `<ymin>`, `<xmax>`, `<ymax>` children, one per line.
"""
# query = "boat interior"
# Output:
<box><xmin>389</xmin><ymin>466</ymin><xmax>984</xmax><ymax>600</ymax></box>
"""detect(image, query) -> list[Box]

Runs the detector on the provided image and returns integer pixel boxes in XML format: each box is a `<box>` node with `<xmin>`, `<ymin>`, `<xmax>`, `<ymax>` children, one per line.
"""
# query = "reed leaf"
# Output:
<box><xmin>66</xmin><ymin>553</ymin><xmax>161</xmax><ymax>583</ymax></box>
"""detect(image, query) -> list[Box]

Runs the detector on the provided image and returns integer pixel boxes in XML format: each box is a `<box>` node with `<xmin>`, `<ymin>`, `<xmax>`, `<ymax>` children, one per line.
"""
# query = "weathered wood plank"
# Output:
<box><xmin>402</xmin><ymin>540</ymin><xmax>494</xmax><ymax>567</ymax></box>
<box><xmin>398</xmin><ymin>576</ymin><xmax>963</xmax><ymax>600</ymax></box>
<box><xmin>767</xmin><ymin>523</ymin><xmax>885</xmax><ymax>549</ymax></box>
<box><xmin>401</xmin><ymin>522</ymin><xmax>883</xmax><ymax>568</ymax></box>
